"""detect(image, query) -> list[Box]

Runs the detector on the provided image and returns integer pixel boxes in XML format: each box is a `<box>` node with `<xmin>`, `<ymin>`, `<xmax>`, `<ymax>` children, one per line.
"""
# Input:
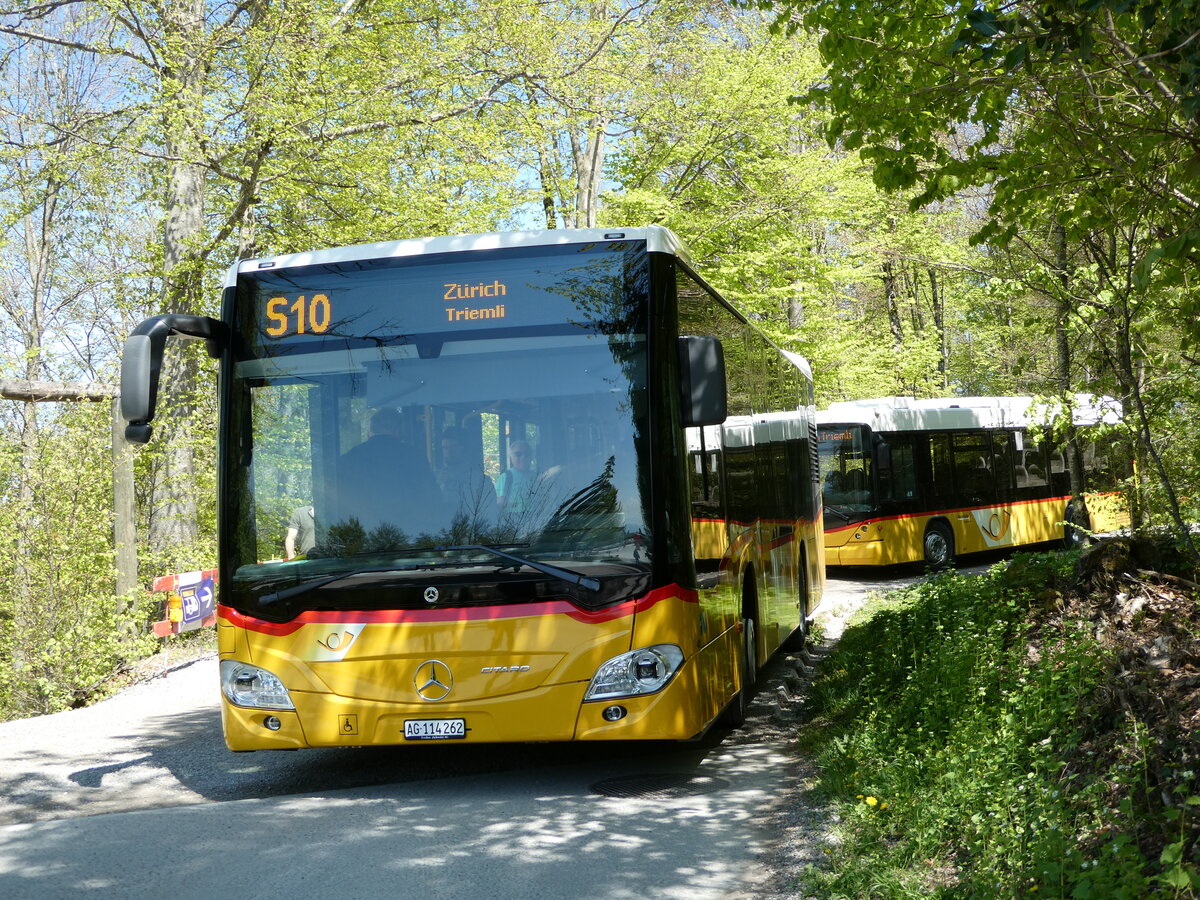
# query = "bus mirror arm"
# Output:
<box><xmin>678</xmin><ymin>335</ymin><xmax>728</xmax><ymax>428</ymax></box>
<box><xmin>120</xmin><ymin>314</ymin><xmax>229</xmax><ymax>444</ymax></box>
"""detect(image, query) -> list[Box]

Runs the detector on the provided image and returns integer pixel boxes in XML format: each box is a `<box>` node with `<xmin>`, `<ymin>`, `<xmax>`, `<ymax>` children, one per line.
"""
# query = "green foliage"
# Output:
<box><xmin>764</xmin><ymin>0</ymin><xmax>1200</xmax><ymax>328</ymax></box>
<box><xmin>759</xmin><ymin>0</ymin><xmax>1200</xmax><ymax>554</ymax></box>
<box><xmin>3</xmin><ymin>0</ymin><xmax>1199</xmax><ymax>718</ymax></box>
<box><xmin>604</xmin><ymin>14</ymin><xmax>1031</xmax><ymax>404</ymax></box>
<box><xmin>0</xmin><ymin>403</ymin><xmax>157</xmax><ymax>720</ymax></box>
<box><xmin>797</xmin><ymin>553</ymin><xmax>1195</xmax><ymax>898</ymax></box>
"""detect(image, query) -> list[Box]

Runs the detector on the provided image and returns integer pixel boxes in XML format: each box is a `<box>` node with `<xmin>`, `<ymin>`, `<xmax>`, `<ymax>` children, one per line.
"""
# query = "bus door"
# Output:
<box><xmin>874</xmin><ymin>433</ymin><xmax>919</xmax><ymax>513</ymax></box>
<box><xmin>948</xmin><ymin>430</ymin><xmax>1013</xmax><ymax>552</ymax></box>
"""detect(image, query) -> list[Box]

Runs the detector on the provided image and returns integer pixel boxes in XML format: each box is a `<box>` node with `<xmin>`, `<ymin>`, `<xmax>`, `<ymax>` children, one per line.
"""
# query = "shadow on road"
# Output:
<box><xmin>0</xmin><ymin>719</ymin><xmax>799</xmax><ymax>900</ymax></box>
<box><xmin>123</xmin><ymin>703</ymin><xmax>717</xmax><ymax>803</ymax></box>
<box><xmin>0</xmin><ymin>654</ymin><xmax>726</xmax><ymax>826</ymax></box>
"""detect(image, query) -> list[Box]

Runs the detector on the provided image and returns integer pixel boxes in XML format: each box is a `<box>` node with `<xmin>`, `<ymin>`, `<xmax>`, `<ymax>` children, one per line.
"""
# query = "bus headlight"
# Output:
<box><xmin>584</xmin><ymin>644</ymin><xmax>685</xmax><ymax>701</ymax></box>
<box><xmin>220</xmin><ymin>660</ymin><xmax>295</xmax><ymax>710</ymax></box>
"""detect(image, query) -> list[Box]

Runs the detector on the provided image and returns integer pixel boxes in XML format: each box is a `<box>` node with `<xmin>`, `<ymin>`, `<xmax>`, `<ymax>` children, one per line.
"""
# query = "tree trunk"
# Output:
<box><xmin>929</xmin><ymin>267</ymin><xmax>947</xmax><ymax>388</ymax></box>
<box><xmin>882</xmin><ymin>259</ymin><xmax>904</xmax><ymax>349</ymax></box>
<box><xmin>569</xmin><ymin>118</ymin><xmax>607</xmax><ymax>228</ymax></box>
<box><xmin>10</xmin><ymin>186</ymin><xmax>54</xmax><ymax>692</ymax></box>
<box><xmin>111</xmin><ymin>399</ymin><xmax>138</xmax><ymax>600</ymax></box>
<box><xmin>148</xmin><ymin>0</ymin><xmax>209</xmax><ymax>563</ymax></box>
<box><xmin>1053</xmin><ymin>226</ymin><xmax>1086</xmax><ymax>495</ymax></box>
<box><xmin>787</xmin><ymin>293</ymin><xmax>804</xmax><ymax>330</ymax></box>
<box><xmin>537</xmin><ymin>143</ymin><xmax>559</xmax><ymax>229</ymax></box>
<box><xmin>1106</xmin><ymin>273</ymin><xmax>1198</xmax><ymax>562</ymax></box>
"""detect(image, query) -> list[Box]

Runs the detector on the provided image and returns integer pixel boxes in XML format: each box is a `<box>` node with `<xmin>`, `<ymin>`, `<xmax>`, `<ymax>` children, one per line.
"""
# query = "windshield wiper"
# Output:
<box><xmin>822</xmin><ymin>505</ymin><xmax>851</xmax><ymax>523</ymax></box>
<box><xmin>435</xmin><ymin>544</ymin><xmax>601</xmax><ymax>592</ymax></box>
<box><xmin>259</xmin><ymin>544</ymin><xmax>602</xmax><ymax>607</ymax></box>
<box><xmin>259</xmin><ymin>564</ymin><xmax>423</xmax><ymax>607</ymax></box>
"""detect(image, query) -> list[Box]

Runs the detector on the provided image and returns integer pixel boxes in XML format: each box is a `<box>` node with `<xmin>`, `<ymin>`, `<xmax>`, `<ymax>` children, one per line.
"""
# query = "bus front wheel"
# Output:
<box><xmin>782</xmin><ymin>569</ymin><xmax>809</xmax><ymax>651</ymax></box>
<box><xmin>923</xmin><ymin>522</ymin><xmax>955</xmax><ymax>570</ymax></box>
<box><xmin>722</xmin><ymin>617</ymin><xmax>758</xmax><ymax>728</ymax></box>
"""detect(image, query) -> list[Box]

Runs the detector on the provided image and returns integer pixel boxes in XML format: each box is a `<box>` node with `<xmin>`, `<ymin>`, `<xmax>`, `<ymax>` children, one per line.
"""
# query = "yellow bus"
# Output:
<box><xmin>120</xmin><ymin>227</ymin><xmax>823</xmax><ymax>749</ymax></box>
<box><xmin>817</xmin><ymin>395</ymin><xmax>1130</xmax><ymax>568</ymax></box>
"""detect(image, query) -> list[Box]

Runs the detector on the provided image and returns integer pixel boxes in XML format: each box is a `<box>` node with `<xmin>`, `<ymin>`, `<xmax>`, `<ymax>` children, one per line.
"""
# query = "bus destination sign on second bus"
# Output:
<box><xmin>444</xmin><ymin>280</ymin><xmax>508</xmax><ymax>325</ymax></box>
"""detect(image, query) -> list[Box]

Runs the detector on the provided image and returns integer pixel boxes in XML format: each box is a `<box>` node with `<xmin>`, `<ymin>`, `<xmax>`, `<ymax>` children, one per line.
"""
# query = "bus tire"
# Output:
<box><xmin>782</xmin><ymin>567</ymin><xmax>809</xmax><ymax>651</ymax></box>
<box><xmin>721</xmin><ymin>573</ymin><xmax>759</xmax><ymax>729</ymax></box>
<box><xmin>923</xmin><ymin>521</ymin><xmax>955</xmax><ymax>570</ymax></box>
<box><xmin>722</xmin><ymin>616</ymin><xmax>757</xmax><ymax>728</ymax></box>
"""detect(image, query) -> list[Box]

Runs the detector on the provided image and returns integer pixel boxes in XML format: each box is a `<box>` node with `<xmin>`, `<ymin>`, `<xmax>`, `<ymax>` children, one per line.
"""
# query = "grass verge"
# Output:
<box><xmin>796</xmin><ymin>542</ymin><xmax>1200</xmax><ymax>898</ymax></box>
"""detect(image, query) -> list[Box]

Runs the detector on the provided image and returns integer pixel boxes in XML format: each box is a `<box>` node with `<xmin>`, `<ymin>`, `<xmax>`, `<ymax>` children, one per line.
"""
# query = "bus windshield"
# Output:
<box><xmin>818</xmin><ymin>424</ymin><xmax>874</xmax><ymax>519</ymax></box>
<box><xmin>222</xmin><ymin>241</ymin><xmax>652</xmax><ymax>615</ymax></box>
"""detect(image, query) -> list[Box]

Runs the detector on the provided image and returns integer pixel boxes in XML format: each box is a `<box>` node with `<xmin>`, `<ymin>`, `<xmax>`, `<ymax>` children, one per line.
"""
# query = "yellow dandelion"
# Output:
<box><xmin>856</xmin><ymin>794</ymin><xmax>864</xmax><ymax>800</ymax></box>
<box><xmin>865</xmin><ymin>796</ymin><xmax>878</xmax><ymax>807</ymax></box>
<box><xmin>880</xmin><ymin>802</ymin><xmax>889</xmax><ymax>810</ymax></box>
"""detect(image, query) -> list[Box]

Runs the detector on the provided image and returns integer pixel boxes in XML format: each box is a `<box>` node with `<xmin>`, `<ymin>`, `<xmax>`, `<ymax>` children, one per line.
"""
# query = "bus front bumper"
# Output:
<box><xmin>825</xmin><ymin>521</ymin><xmax>888</xmax><ymax>566</ymax></box>
<box><xmin>220</xmin><ymin>654</ymin><xmax>717</xmax><ymax>750</ymax></box>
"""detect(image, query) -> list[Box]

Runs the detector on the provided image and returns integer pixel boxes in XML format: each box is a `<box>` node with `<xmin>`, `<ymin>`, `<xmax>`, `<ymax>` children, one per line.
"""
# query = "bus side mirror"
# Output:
<box><xmin>120</xmin><ymin>314</ymin><xmax>228</xmax><ymax>444</ymax></box>
<box><xmin>876</xmin><ymin>439</ymin><xmax>892</xmax><ymax>475</ymax></box>
<box><xmin>121</xmin><ymin>334</ymin><xmax>152</xmax><ymax>423</ymax></box>
<box><xmin>678</xmin><ymin>335</ymin><xmax>727</xmax><ymax>428</ymax></box>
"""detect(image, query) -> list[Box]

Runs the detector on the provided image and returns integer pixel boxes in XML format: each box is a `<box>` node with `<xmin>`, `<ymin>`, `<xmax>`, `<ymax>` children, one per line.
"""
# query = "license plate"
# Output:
<box><xmin>403</xmin><ymin>718</ymin><xmax>467</xmax><ymax>741</ymax></box>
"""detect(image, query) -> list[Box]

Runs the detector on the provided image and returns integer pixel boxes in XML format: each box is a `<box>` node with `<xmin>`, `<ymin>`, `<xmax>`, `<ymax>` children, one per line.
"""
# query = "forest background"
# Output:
<box><xmin>0</xmin><ymin>0</ymin><xmax>1195</xmax><ymax>719</ymax></box>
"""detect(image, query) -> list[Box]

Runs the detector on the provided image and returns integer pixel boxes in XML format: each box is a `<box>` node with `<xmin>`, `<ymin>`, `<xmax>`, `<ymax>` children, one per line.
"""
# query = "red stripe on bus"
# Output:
<box><xmin>765</xmin><ymin>532</ymin><xmax>795</xmax><ymax>551</ymax></box>
<box><xmin>823</xmin><ymin>494</ymin><xmax>1072</xmax><ymax>535</ymax></box>
<box><xmin>217</xmin><ymin>584</ymin><xmax>697</xmax><ymax>636</ymax></box>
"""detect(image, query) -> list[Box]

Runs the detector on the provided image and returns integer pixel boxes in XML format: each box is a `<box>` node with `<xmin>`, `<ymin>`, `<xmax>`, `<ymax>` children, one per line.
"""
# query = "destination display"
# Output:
<box><xmin>237</xmin><ymin>241</ymin><xmax>647</xmax><ymax>351</ymax></box>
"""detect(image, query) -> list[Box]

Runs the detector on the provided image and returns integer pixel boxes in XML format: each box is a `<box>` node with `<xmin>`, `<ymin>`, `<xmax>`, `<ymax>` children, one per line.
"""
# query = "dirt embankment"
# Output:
<box><xmin>1028</xmin><ymin>537</ymin><xmax>1200</xmax><ymax>868</ymax></box>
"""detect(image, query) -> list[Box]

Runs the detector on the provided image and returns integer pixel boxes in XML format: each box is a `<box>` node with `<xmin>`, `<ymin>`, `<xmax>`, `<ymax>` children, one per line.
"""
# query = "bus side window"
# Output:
<box><xmin>1047</xmin><ymin>445</ymin><xmax>1071</xmax><ymax>495</ymax></box>
<box><xmin>878</xmin><ymin>435</ymin><xmax>917</xmax><ymax>503</ymax></box>
<box><xmin>952</xmin><ymin>431</ymin><xmax>993</xmax><ymax>505</ymax></box>
<box><xmin>926</xmin><ymin>432</ymin><xmax>953</xmax><ymax>504</ymax></box>
<box><xmin>688</xmin><ymin>427</ymin><xmax>722</xmax><ymax>517</ymax></box>
<box><xmin>1083</xmin><ymin>433</ymin><xmax>1120</xmax><ymax>483</ymax></box>
<box><xmin>1013</xmin><ymin>431</ymin><xmax>1046</xmax><ymax>498</ymax></box>
<box><xmin>991</xmin><ymin>430</ymin><xmax>1016</xmax><ymax>502</ymax></box>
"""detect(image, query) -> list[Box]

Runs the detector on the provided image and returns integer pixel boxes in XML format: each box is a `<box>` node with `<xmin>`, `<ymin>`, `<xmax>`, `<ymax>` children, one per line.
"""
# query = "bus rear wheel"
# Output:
<box><xmin>923</xmin><ymin>522</ymin><xmax>955</xmax><ymax>570</ymax></box>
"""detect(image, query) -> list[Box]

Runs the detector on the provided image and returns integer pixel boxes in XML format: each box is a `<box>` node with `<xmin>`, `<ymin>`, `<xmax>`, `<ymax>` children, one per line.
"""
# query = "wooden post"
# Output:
<box><xmin>0</xmin><ymin>379</ymin><xmax>137</xmax><ymax>600</ymax></box>
<box><xmin>111</xmin><ymin>398</ymin><xmax>138</xmax><ymax>596</ymax></box>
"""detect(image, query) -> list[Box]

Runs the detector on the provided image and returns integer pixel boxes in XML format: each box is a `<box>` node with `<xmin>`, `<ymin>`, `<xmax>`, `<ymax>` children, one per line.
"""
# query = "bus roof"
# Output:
<box><xmin>224</xmin><ymin>226</ymin><xmax>690</xmax><ymax>289</ymax></box>
<box><xmin>817</xmin><ymin>394</ymin><xmax>1123</xmax><ymax>432</ymax></box>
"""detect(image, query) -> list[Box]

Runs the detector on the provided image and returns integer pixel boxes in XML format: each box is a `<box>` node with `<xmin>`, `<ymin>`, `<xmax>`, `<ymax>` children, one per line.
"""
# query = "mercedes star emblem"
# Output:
<box><xmin>415</xmin><ymin>659</ymin><xmax>454</xmax><ymax>701</ymax></box>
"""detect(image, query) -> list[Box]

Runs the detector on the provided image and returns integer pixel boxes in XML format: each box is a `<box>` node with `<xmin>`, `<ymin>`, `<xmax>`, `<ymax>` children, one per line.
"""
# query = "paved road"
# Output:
<box><xmin>0</xmin><ymin>652</ymin><xmax>814</xmax><ymax>900</ymax></box>
<box><xmin>0</xmin><ymin>566</ymin><xmax>975</xmax><ymax>899</ymax></box>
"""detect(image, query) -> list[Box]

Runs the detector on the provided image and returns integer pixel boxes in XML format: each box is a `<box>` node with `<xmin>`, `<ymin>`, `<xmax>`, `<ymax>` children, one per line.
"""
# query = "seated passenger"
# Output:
<box><xmin>497</xmin><ymin>440</ymin><xmax>537</xmax><ymax>515</ymax></box>
<box><xmin>436</xmin><ymin>427</ymin><xmax>497</xmax><ymax>523</ymax></box>
<box><xmin>339</xmin><ymin>407</ymin><xmax>439</xmax><ymax>539</ymax></box>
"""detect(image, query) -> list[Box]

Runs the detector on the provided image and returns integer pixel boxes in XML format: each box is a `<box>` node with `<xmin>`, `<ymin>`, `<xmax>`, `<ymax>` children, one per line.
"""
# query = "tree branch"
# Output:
<box><xmin>0</xmin><ymin>22</ymin><xmax>153</xmax><ymax>68</ymax></box>
<box><xmin>0</xmin><ymin>378</ymin><xmax>115</xmax><ymax>401</ymax></box>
